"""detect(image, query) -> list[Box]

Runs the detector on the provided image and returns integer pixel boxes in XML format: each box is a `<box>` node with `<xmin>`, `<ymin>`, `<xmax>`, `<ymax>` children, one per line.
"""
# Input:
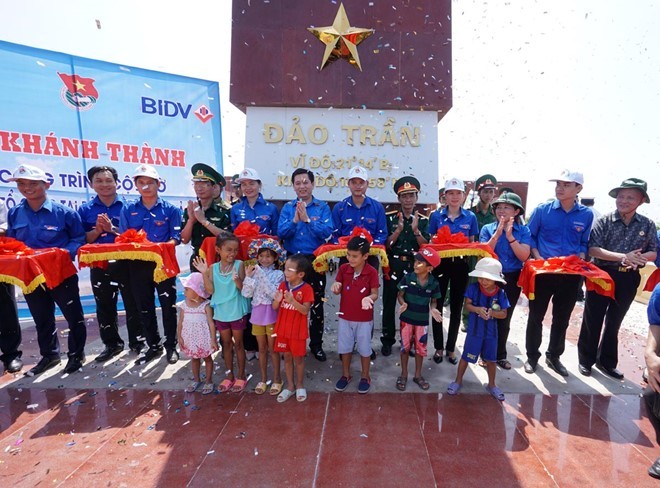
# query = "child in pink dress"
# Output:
<box><xmin>177</xmin><ymin>272</ymin><xmax>218</xmax><ymax>395</ymax></box>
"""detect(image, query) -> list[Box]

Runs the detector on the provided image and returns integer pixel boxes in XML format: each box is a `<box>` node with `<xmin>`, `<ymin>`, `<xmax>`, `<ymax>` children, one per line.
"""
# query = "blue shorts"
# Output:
<box><xmin>462</xmin><ymin>333</ymin><xmax>497</xmax><ymax>363</ymax></box>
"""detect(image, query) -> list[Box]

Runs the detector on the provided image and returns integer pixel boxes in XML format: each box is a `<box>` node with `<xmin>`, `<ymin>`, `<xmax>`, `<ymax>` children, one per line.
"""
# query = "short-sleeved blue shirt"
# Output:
<box><xmin>230</xmin><ymin>193</ymin><xmax>280</xmax><ymax>235</ymax></box>
<box><xmin>78</xmin><ymin>196</ymin><xmax>124</xmax><ymax>244</ymax></box>
<box><xmin>119</xmin><ymin>197</ymin><xmax>182</xmax><ymax>243</ymax></box>
<box><xmin>428</xmin><ymin>207</ymin><xmax>479</xmax><ymax>238</ymax></box>
<box><xmin>278</xmin><ymin>196</ymin><xmax>333</xmax><ymax>254</ymax></box>
<box><xmin>464</xmin><ymin>282</ymin><xmax>510</xmax><ymax>338</ymax></box>
<box><xmin>480</xmin><ymin>222</ymin><xmax>532</xmax><ymax>273</ymax></box>
<box><xmin>527</xmin><ymin>199</ymin><xmax>593</xmax><ymax>259</ymax></box>
<box><xmin>331</xmin><ymin>195</ymin><xmax>388</xmax><ymax>244</ymax></box>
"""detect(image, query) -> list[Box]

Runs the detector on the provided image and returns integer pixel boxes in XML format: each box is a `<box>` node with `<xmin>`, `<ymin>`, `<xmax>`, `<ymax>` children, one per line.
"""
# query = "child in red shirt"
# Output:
<box><xmin>273</xmin><ymin>255</ymin><xmax>314</xmax><ymax>403</ymax></box>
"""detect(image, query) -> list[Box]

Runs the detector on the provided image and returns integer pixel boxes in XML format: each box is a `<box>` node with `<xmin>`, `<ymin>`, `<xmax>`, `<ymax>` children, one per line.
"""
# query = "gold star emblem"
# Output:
<box><xmin>307</xmin><ymin>3</ymin><xmax>374</xmax><ymax>71</ymax></box>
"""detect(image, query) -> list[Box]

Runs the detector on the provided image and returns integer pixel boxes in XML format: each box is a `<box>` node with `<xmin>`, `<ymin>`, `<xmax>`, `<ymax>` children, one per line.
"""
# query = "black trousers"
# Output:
<box><xmin>301</xmin><ymin>255</ymin><xmax>327</xmax><ymax>351</ymax></box>
<box><xmin>578</xmin><ymin>268</ymin><xmax>640</xmax><ymax>369</ymax></box>
<box><xmin>525</xmin><ymin>273</ymin><xmax>580</xmax><ymax>364</ymax></box>
<box><xmin>496</xmin><ymin>270</ymin><xmax>522</xmax><ymax>361</ymax></box>
<box><xmin>0</xmin><ymin>282</ymin><xmax>21</xmax><ymax>363</ymax></box>
<box><xmin>432</xmin><ymin>257</ymin><xmax>469</xmax><ymax>353</ymax></box>
<box><xmin>24</xmin><ymin>274</ymin><xmax>86</xmax><ymax>359</ymax></box>
<box><xmin>123</xmin><ymin>261</ymin><xmax>177</xmax><ymax>350</ymax></box>
<box><xmin>90</xmin><ymin>265</ymin><xmax>142</xmax><ymax>349</ymax></box>
<box><xmin>381</xmin><ymin>255</ymin><xmax>414</xmax><ymax>347</ymax></box>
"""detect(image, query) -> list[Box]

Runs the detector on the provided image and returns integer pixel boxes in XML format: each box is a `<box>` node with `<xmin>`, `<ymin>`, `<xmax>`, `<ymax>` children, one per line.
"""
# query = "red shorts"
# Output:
<box><xmin>274</xmin><ymin>337</ymin><xmax>307</xmax><ymax>357</ymax></box>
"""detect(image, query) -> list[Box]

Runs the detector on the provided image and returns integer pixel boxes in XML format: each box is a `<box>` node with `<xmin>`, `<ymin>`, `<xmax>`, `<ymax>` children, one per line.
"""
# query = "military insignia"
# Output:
<box><xmin>196</xmin><ymin>169</ymin><xmax>205</xmax><ymax>176</ymax></box>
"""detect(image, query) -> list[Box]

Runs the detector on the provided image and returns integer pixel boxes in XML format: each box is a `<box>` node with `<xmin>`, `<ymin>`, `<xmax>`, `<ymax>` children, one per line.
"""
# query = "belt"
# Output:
<box><xmin>603</xmin><ymin>265</ymin><xmax>636</xmax><ymax>274</ymax></box>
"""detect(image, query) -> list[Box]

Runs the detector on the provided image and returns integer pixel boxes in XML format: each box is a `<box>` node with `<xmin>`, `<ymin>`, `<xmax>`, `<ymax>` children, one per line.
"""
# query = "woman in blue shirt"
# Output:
<box><xmin>428</xmin><ymin>177</ymin><xmax>479</xmax><ymax>364</ymax></box>
<box><xmin>480</xmin><ymin>192</ymin><xmax>531</xmax><ymax>369</ymax></box>
<box><xmin>230</xmin><ymin>168</ymin><xmax>279</xmax><ymax>235</ymax></box>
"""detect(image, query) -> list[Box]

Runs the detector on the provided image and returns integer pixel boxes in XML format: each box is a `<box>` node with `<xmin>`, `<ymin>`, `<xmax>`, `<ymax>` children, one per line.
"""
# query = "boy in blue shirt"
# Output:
<box><xmin>447</xmin><ymin>258</ymin><xmax>510</xmax><ymax>401</ymax></box>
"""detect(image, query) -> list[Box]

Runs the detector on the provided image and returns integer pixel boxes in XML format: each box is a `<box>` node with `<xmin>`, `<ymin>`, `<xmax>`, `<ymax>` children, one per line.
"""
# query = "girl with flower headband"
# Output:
<box><xmin>241</xmin><ymin>237</ymin><xmax>286</xmax><ymax>395</ymax></box>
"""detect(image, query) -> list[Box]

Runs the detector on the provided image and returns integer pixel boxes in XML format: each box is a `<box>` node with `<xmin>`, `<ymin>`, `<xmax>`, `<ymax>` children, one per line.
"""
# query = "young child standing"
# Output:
<box><xmin>447</xmin><ymin>258</ymin><xmax>510</xmax><ymax>401</ymax></box>
<box><xmin>332</xmin><ymin>236</ymin><xmax>380</xmax><ymax>394</ymax></box>
<box><xmin>194</xmin><ymin>232</ymin><xmax>250</xmax><ymax>393</ymax></box>
<box><xmin>396</xmin><ymin>248</ymin><xmax>443</xmax><ymax>391</ymax></box>
<box><xmin>273</xmin><ymin>255</ymin><xmax>314</xmax><ymax>403</ymax></box>
<box><xmin>242</xmin><ymin>238</ymin><xmax>286</xmax><ymax>395</ymax></box>
<box><xmin>176</xmin><ymin>272</ymin><xmax>218</xmax><ymax>395</ymax></box>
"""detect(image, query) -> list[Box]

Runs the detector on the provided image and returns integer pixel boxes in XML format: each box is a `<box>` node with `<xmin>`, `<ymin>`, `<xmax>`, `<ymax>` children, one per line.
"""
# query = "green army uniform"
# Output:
<box><xmin>381</xmin><ymin>176</ymin><xmax>431</xmax><ymax>352</ymax></box>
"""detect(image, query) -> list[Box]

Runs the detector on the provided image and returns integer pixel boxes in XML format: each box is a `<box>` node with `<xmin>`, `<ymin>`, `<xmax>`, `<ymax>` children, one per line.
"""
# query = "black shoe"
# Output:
<box><xmin>135</xmin><ymin>347</ymin><xmax>163</xmax><ymax>365</ymax></box>
<box><xmin>381</xmin><ymin>344</ymin><xmax>392</xmax><ymax>357</ymax></box>
<box><xmin>446</xmin><ymin>353</ymin><xmax>458</xmax><ymax>365</ymax></box>
<box><xmin>129</xmin><ymin>342</ymin><xmax>145</xmax><ymax>354</ymax></box>
<box><xmin>4</xmin><ymin>357</ymin><xmax>23</xmax><ymax>373</ymax></box>
<box><xmin>523</xmin><ymin>361</ymin><xmax>537</xmax><ymax>374</ymax></box>
<box><xmin>578</xmin><ymin>364</ymin><xmax>592</xmax><ymax>376</ymax></box>
<box><xmin>166</xmin><ymin>348</ymin><xmax>179</xmax><ymax>364</ymax></box>
<box><xmin>311</xmin><ymin>347</ymin><xmax>327</xmax><ymax>362</ymax></box>
<box><xmin>25</xmin><ymin>356</ymin><xmax>61</xmax><ymax>377</ymax></box>
<box><xmin>545</xmin><ymin>357</ymin><xmax>569</xmax><ymax>377</ymax></box>
<box><xmin>64</xmin><ymin>355</ymin><xmax>85</xmax><ymax>374</ymax></box>
<box><xmin>596</xmin><ymin>363</ymin><xmax>624</xmax><ymax>380</ymax></box>
<box><xmin>433</xmin><ymin>350</ymin><xmax>443</xmax><ymax>364</ymax></box>
<box><xmin>370</xmin><ymin>349</ymin><xmax>377</xmax><ymax>360</ymax></box>
<box><xmin>95</xmin><ymin>344</ymin><xmax>124</xmax><ymax>362</ymax></box>
<box><xmin>649</xmin><ymin>458</ymin><xmax>660</xmax><ymax>480</ymax></box>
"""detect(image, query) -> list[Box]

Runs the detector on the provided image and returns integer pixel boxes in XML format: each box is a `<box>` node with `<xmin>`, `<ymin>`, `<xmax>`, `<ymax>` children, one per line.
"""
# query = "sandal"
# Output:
<box><xmin>201</xmin><ymin>382</ymin><xmax>214</xmax><ymax>395</ymax></box>
<box><xmin>296</xmin><ymin>388</ymin><xmax>307</xmax><ymax>402</ymax></box>
<box><xmin>269</xmin><ymin>382</ymin><xmax>283</xmax><ymax>396</ymax></box>
<box><xmin>413</xmin><ymin>376</ymin><xmax>430</xmax><ymax>391</ymax></box>
<box><xmin>185</xmin><ymin>381</ymin><xmax>202</xmax><ymax>393</ymax></box>
<box><xmin>218</xmin><ymin>378</ymin><xmax>234</xmax><ymax>393</ymax></box>
<box><xmin>277</xmin><ymin>389</ymin><xmax>294</xmax><ymax>403</ymax></box>
<box><xmin>478</xmin><ymin>359</ymin><xmax>487</xmax><ymax>368</ymax></box>
<box><xmin>396</xmin><ymin>376</ymin><xmax>407</xmax><ymax>391</ymax></box>
<box><xmin>231</xmin><ymin>378</ymin><xmax>247</xmax><ymax>393</ymax></box>
<box><xmin>497</xmin><ymin>359</ymin><xmax>512</xmax><ymax>370</ymax></box>
<box><xmin>486</xmin><ymin>385</ymin><xmax>505</xmax><ymax>401</ymax></box>
<box><xmin>433</xmin><ymin>350</ymin><xmax>444</xmax><ymax>364</ymax></box>
<box><xmin>255</xmin><ymin>381</ymin><xmax>267</xmax><ymax>395</ymax></box>
<box><xmin>447</xmin><ymin>381</ymin><xmax>462</xmax><ymax>395</ymax></box>
<box><xmin>446</xmin><ymin>352</ymin><xmax>458</xmax><ymax>365</ymax></box>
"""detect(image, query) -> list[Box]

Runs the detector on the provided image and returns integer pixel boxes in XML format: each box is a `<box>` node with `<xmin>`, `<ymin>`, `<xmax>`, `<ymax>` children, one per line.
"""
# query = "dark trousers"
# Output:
<box><xmin>124</xmin><ymin>261</ymin><xmax>177</xmax><ymax>350</ymax></box>
<box><xmin>432</xmin><ymin>257</ymin><xmax>469</xmax><ymax>353</ymax></box>
<box><xmin>496</xmin><ymin>270</ymin><xmax>522</xmax><ymax>361</ymax></box>
<box><xmin>0</xmin><ymin>282</ymin><xmax>21</xmax><ymax>363</ymax></box>
<box><xmin>578</xmin><ymin>268</ymin><xmax>640</xmax><ymax>369</ymax></box>
<box><xmin>381</xmin><ymin>255</ymin><xmax>414</xmax><ymax>347</ymax></box>
<box><xmin>525</xmin><ymin>273</ymin><xmax>580</xmax><ymax>364</ymax></box>
<box><xmin>24</xmin><ymin>274</ymin><xmax>86</xmax><ymax>359</ymax></box>
<box><xmin>302</xmin><ymin>255</ymin><xmax>327</xmax><ymax>351</ymax></box>
<box><xmin>90</xmin><ymin>265</ymin><xmax>142</xmax><ymax>349</ymax></box>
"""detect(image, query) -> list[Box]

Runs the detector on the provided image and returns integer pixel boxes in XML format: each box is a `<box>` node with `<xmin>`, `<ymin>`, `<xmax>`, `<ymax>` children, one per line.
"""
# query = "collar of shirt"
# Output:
<box><xmin>241</xmin><ymin>193</ymin><xmax>270</xmax><ymax>208</ymax></box>
<box><xmin>345</xmin><ymin>196</ymin><xmax>373</xmax><ymax>208</ymax></box>
<box><xmin>439</xmin><ymin>206</ymin><xmax>469</xmax><ymax>219</ymax></box>
<box><xmin>551</xmin><ymin>199</ymin><xmax>581</xmax><ymax>213</ymax></box>
<box><xmin>92</xmin><ymin>195</ymin><xmax>122</xmax><ymax>208</ymax></box>
<box><xmin>612</xmin><ymin>210</ymin><xmax>640</xmax><ymax>224</ymax></box>
<box><xmin>136</xmin><ymin>197</ymin><xmax>164</xmax><ymax>211</ymax></box>
<box><xmin>21</xmin><ymin>198</ymin><xmax>53</xmax><ymax>213</ymax></box>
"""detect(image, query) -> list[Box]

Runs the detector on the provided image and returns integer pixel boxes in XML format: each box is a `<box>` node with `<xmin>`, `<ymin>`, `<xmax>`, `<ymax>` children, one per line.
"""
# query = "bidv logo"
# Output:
<box><xmin>141</xmin><ymin>97</ymin><xmax>214</xmax><ymax>124</ymax></box>
<box><xmin>58</xmin><ymin>72</ymin><xmax>99</xmax><ymax>111</ymax></box>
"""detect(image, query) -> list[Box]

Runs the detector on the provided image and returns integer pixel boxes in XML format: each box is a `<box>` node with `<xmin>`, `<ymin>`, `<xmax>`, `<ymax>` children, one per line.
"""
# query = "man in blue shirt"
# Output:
<box><xmin>278</xmin><ymin>168</ymin><xmax>334</xmax><ymax>361</ymax></box>
<box><xmin>524</xmin><ymin>170</ymin><xmax>593</xmax><ymax>377</ymax></box>
<box><xmin>78</xmin><ymin>165</ymin><xmax>142</xmax><ymax>362</ymax></box>
<box><xmin>6</xmin><ymin>164</ymin><xmax>87</xmax><ymax>376</ymax></box>
<box><xmin>120</xmin><ymin>165</ymin><xmax>182</xmax><ymax>365</ymax></box>
<box><xmin>0</xmin><ymin>199</ymin><xmax>22</xmax><ymax>374</ymax></box>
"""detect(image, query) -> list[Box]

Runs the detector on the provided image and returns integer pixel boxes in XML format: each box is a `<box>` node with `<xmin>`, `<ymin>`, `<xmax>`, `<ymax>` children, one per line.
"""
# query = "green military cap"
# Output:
<box><xmin>475</xmin><ymin>174</ymin><xmax>498</xmax><ymax>191</ymax></box>
<box><xmin>608</xmin><ymin>177</ymin><xmax>650</xmax><ymax>203</ymax></box>
<box><xmin>498</xmin><ymin>186</ymin><xmax>515</xmax><ymax>195</ymax></box>
<box><xmin>438</xmin><ymin>187</ymin><xmax>445</xmax><ymax>196</ymax></box>
<box><xmin>492</xmin><ymin>192</ymin><xmax>524</xmax><ymax>213</ymax></box>
<box><xmin>393</xmin><ymin>176</ymin><xmax>421</xmax><ymax>195</ymax></box>
<box><xmin>191</xmin><ymin>163</ymin><xmax>226</xmax><ymax>187</ymax></box>
<box><xmin>231</xmin><ymin>174</ymin><xmax>241</xmax><ymax>188</ymax></box>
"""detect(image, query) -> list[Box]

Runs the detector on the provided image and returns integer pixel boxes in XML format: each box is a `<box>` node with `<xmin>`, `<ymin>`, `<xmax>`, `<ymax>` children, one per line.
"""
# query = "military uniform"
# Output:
<box><xmin>470</xmin><ymin>174</ymin><xmax>498</xmax><ymax>231</ymax></box>
<box><xmin>381</xmin><ymin>177</ymin><xmax>430</xmax><ymax>354</ymax></box>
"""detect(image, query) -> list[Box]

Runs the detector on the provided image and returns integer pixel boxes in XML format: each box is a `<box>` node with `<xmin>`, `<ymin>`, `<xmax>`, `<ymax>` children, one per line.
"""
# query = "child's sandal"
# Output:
<box><xmin>396</xmin><ymin>376</ymin><xmax>407</xmax><ymax>391</ymax></box>
<box><xmin>413</xmin><ymin>376</ymin><xmax>430</xmax><ymax>391</ymax></box>
<box><xmin>231</xmin><ymin>378</ymin><xmax>247</xmax><ymax>393</ymax></box>
<box><xmin>201</xmin><ymin>383</ymin><xmax>215</xmax><ymax>395</ymax></box>
<box><xmin>185</xmin><ymin>381</ymin><xmax>202</xmax><ymax>393</ymax></box>
<box><xmin>254</xmin><ymin>382</ymin><xmax>267</xmax><ymax>395</ymax></box>
<box><xmin>218</xmin><ymin>378</ymin><xmax>234</xmax><ymax>393</ymax></box>
<box><xmin>269</xmin><ymin>382</ymin><xmax>283</xmax><ymax>396</ymax></box>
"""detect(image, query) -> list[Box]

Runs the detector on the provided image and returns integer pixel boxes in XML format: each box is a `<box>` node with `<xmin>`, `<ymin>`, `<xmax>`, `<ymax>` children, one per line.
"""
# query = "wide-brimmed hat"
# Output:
<box><xmin>9</xmin><ymin>164</ymin><xmax>49</xmax><ymax>182</ymax></box>
<box><xmin>179</xmin><ymin>272</ymin><xmax>210</xmax><ymax>299</ymax></box>
<box><xmin>608</xmin><ymin>178</ymin><xmax>650</xmax><ymax>203</ymax></box>
<box><xmin>247</xmin><ymin>237</ymin><xmax>286</xmax><ymax>265</ymax></box>
<box><xmin>549</xmin><ymin>169</ymin><xmax>583</xmax><ymax>185</ymax></box>
<box><xmin>492</xmin><ymin>192</ymin><xmax>525</xmax><ymax>213</ymax></box>
<box><xmin>235</xmin><ymin>168</ymin><xmax>261</xmax><ymax>183</ymax></box>
<box><xmin>415</xmin><ymin>247</ymin><xmax>441</xmax><ymax>268</ymax></box>
<box><xmin>468</xmin><ymin>257</ymin><xmax>506</xmax><ymax>284</ymax></box>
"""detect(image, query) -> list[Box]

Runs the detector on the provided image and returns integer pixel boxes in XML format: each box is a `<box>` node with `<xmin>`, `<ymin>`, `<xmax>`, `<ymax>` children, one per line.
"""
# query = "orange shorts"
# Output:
<box><xmin>273</xmin><ymin>337</ymin><xmax>307</xmax><ymax>357</ymax></box>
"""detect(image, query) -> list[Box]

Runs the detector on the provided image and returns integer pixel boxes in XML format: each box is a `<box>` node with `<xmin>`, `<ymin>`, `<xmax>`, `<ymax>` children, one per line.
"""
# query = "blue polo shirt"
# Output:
<box><xmin>331</xmin><ymin>195</ymin><xmax>388</xmax><ymax>244</ymax></box>
<box><xmin>480</xmin><ymin>222</ymin><xmax>532</xmax><ymax>273</ymax></box>
<box><xmin>278</xmin><ymin>196</ymin><xmax>333</xmax><ymax>254</ymax></box>
<box><xmin>119</xmin><ymin>197</ymin><xmax>182</xmax><ymax>243</ymax></box>
<box><xmin>230</xmin><ymin>193</ymin><xmax>279</xmax><ymax>235</ymax></box>
<box><xmin>7</xmin><ymin>198</ymin><xmax>85</xmax><ymax>259</ymax></box>
<box><xmin>78</xmin><ymin>196</ymin><xmax>124</xmax><ymax>244</ymax></box>
<box><xmin>527</xmin><ymin>200</ymin><xmax>593</xmax><ymax>259</ymax></box>
<box><xmin>428</xmin><ymin>207</ymin><xmax>479</xmax><ymax>238</ymax></box>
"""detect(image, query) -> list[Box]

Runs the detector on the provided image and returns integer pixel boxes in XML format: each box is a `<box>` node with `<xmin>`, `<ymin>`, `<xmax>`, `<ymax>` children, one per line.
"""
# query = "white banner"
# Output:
<box><xmin>244</xmin><ymin>107</ymin><xmax>438</xmax><ymax>203</ymax></box>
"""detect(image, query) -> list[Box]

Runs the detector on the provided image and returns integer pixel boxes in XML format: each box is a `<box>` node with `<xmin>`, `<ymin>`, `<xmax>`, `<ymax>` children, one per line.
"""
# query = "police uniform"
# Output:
<box><xmin>381</xmin><ymin>177</ymin><xmax>430</xmax><ymax>355</ymax></box>
<box><xmin>181</xmin><ymin>163</ymin><xmax>231</xmax><ymax>270</ymax></box>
